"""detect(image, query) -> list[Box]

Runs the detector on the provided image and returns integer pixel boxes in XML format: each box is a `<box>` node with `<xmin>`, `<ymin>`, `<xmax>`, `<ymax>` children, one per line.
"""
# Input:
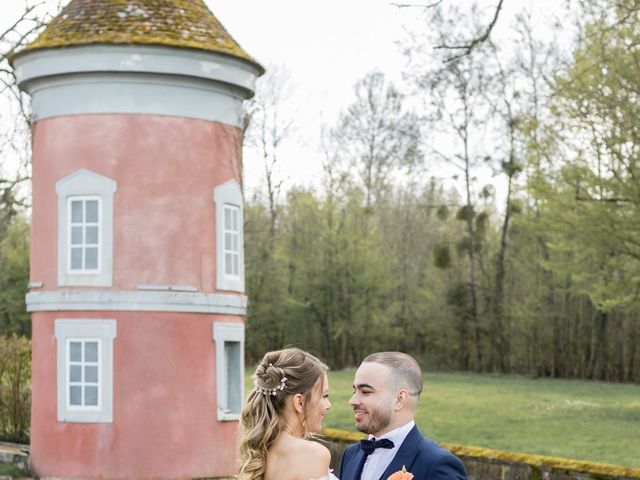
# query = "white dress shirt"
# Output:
<box><xmin>360</xmin><ymin>420</ymin><xmax>415</xmax><ymax>480</ymax></box>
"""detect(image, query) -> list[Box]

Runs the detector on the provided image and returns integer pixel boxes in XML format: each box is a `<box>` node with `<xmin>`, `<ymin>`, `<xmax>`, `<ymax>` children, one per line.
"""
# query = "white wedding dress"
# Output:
<box><xmin>314</xmin><ymin>469</ymin><xmax>339</xmax><ymax>480</ymax></box>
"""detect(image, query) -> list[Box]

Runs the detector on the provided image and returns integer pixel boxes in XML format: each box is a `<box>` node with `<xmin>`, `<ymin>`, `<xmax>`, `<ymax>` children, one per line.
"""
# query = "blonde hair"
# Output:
<box><xmin>238</xmin><ymin>348</ymin><xmax>328</xmax><ymax>480</ymax></box>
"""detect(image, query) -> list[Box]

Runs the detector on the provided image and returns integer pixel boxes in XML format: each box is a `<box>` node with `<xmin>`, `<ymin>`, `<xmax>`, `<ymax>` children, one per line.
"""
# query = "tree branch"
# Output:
<box><xmin>390</xmin><ymin>1</ymin><xmax>442</xmax><ymax>8</ymax></box>
<box><xmin>435</xmin><ymin>0</ymin><xmax>505</xmax><ymax>62</ymax></box>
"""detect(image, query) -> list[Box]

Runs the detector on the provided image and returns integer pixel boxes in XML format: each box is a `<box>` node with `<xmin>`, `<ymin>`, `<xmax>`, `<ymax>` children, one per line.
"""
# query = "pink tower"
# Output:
<box><xmin>12</xmin><ymin>1</ymin><xmax>262</xmax><ymax>478</ymax></box>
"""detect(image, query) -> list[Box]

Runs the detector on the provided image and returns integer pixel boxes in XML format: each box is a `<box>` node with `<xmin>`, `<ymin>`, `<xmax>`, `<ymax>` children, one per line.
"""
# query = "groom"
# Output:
<box><xmin>339</xmin><ymin>352</ymin><xmax>467</xmax><ymax>480</ymax></box>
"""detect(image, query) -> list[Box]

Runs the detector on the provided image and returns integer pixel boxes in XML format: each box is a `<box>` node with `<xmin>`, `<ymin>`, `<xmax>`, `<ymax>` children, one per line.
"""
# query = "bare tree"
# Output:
<box><xmin>332</xmin><ymin>71</ymin><xmax>422</xmax><ymax>210</ymax></box>
<box><xmin>404</xmin><ymin>2</ymin><xmax>505</xmax><ymax>371</ymax></box>
<box><xmin>394</xmin><ymin>0</ymin><xmax>505</xmax><ymax>61</ymax></box>
<box><xmin>244</xmin><ymin>64</ymin><xmax>295</xmax><ymax>239</ymax></box>
<box><xmin>242</xmin><ymin>64</ymin><xmax>296</xmax><ymax>352</ymax></box>
<box><xmin>0</xmin><ymin>1</ymin><xmax>51</xmax><ymax>218</ymax></box>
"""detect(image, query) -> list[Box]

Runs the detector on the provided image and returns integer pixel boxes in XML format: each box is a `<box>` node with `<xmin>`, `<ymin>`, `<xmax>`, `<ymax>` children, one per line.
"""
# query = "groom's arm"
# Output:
<box><xmin>425</xmin><ymin>453</ymin><xmax>467</xmax><ymax>480</ymax></box>
<box><xmin>339</xmin><ymin>452</ymin><xmax>346</xmax><ymax>479</ymax></box>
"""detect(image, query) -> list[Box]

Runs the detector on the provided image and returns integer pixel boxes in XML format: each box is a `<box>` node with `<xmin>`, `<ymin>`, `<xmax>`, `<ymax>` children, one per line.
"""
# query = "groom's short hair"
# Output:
<box><xmin>362</xmin><ymin>351</ymin><xmax>423</xmax><ymax>398</ymax></box>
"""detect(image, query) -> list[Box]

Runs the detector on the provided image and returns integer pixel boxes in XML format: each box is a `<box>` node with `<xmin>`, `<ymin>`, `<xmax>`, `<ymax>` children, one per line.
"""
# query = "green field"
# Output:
<box><xmin>247</xmin><ymin>370</ymin><xmax>640</xmax><ymax>468</ymax></box>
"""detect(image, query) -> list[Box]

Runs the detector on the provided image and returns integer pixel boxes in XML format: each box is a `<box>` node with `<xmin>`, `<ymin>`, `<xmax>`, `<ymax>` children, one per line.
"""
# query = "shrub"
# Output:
<box><xmin>0</xmin><ymin>334</ymin><xmax>31</xmax><ymax>443</ymax></box>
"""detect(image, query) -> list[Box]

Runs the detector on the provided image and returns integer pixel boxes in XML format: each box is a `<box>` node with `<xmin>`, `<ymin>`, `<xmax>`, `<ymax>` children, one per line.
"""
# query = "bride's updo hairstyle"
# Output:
<box><xmin>238</xmin><ymin>348</ymin><xmax>328</xmax><ymax>480</ymax></box>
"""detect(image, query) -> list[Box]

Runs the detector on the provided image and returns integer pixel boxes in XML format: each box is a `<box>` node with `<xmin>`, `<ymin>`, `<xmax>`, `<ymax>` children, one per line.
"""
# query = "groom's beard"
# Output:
<box><xmin>356</xmin><ymin>404</ymin><xmax>392</xmax><ymax>436</ymax></box>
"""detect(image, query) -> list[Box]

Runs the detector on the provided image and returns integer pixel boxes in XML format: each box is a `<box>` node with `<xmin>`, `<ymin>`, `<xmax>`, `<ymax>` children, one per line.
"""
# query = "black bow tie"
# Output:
<box><xmin>359</xmin><ymin>437</ymin><xmax>395</xmax><ymax>455</ymax></box>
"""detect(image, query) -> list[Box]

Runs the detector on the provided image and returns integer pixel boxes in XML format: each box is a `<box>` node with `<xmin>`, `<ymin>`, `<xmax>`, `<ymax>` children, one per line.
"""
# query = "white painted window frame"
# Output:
<box><xmin>67</xmin><ymin>196</ymin><xmax>102</xmax><ymax>274</ymax></box>
<box><xmin>212</xmin><ymin>322</ymin><xmax>245</xmax><ymax>421</ymax></box>
<box><xmin>56</xmin><ymin>169</ymin><xmax>117</xmax><ymax>286</ymax></box>
<box><xmin>223</xmin><ymin>204</ymin><xmax>241</xmax><ymax>277</ymax></box>
<box><xmin>214</xmin><ymin>180</ymin><xmax>244</xmax><ymax>292</ymax></box>
<box><xmin>55</xmin><ymin>319</ymin><xmax>116</xmax><ymax>423</ymax></box>
<box><xmin>66</xmin><ymin>337</ymin><xmax>102</xmax><ymax>411</ymax></box>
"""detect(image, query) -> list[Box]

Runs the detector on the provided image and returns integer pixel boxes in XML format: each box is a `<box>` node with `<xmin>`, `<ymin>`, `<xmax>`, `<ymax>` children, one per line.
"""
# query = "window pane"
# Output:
<box><xmin>231</xmin><ymin>209</ymin><xmax>238</xmax><ymax>230</ymax></box>
<box><xmin>85</xmin><ymin>365</ymin><xmax>98</xmax><ymax>383</ymax></box>
<box><xmin>85</xmin><ymin>200</ymin><xmax>99</xmax><ymax>223</ymax></box>
<box><xmin>85</xmin><ymin>341</ymin><xmax>98</xmax><ymax>362</ymax></box>
<box><xmin>71</xmin><ymin>226</ymin><xmax>83</xmax><ymax>245</ymax></box>
<box><xmin>231</xmin><ymin>234</ymin><xmax>238</xmax><ymax>251</ymax></box>
<box><xmin>71</xmin><ymin>201</ymin><xmax>83</xmax><ymax>223</ymax></box>
<box><xmin>86</xmin><ymin>226</ymin><xmax>99</xmax><ymax>245</ymax></box>
<box><xmin>225</xmin><ymin>253</ymin><xmax>233</xmax><ymax>275</ymax></box>
<box><xmin>70</xmin><ymin>342</ymin><xmax>82</xmax><ymax>362</ymax></box>
<box><xmin>70</xmin><ymin>365</ymin><xmax>82</xmax><ymax>382</ymax></box>
<box><xmin>71</xmin><ymin>248</ymin><xmax>83</xmax><ymax>270</ymax></box>
<box><xmin>224</xmin><ymin>208</ymin><xmax>231</xmax><ymax>229</ymax></box>
<box><xmin>84</xmin><ymin>386</ymin><xmax>98</xmax><ymax>406</ymax></box>
<box><xmin>85</xmin><ymin>248</ymin><xmax>98</xmax><ymax>270</ymax></box>
<box><xmin>232</xmin><ymin>255</ymin><xmax>239</xmax><ymax>276</ymax></box>
<box><xmin>224</xmin><ymin>341</ymin><xmax>241</xmax><ymax>414</ymax></box>
<box><xmin>225</xmin><ymin>233</ymin><xmax>232</xmax><ymax>250</ymax></box>
<box><xmin>70</xmin><ymin>386</ymin><xmax>82</xmax><ymax>406</ymax></box>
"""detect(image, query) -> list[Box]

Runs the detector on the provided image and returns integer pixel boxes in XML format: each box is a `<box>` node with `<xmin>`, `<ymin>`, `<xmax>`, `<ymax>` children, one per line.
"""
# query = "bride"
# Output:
<box><xmin>238</xmin><ymin>348</ymin><xmax>337</xmax><ymax>480</ymax></box>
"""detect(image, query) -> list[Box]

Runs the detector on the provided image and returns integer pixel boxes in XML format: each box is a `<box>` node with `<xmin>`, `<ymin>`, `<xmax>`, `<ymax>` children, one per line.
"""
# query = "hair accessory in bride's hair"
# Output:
<box><xmin>255</xmin><ymin>368</ymin><xmax>288</xmax><ymax>396</ymax></box>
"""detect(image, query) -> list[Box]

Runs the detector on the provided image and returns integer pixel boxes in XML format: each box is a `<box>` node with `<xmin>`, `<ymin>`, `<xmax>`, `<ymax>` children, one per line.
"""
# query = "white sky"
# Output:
<box><xmin>205</xmin><ymin>0</ymin><xmax>571</xmax><ymax>200</ymax></box>
<box><xmin>2</xmin><ymin>0</ymin><xmax>410</xmax><ymax>198</ymax></box>
<box><xmin>2</xmin><ymin>0</ymin><xmax>570</xmax><ymax>203</ymax></box>
<box><xmin>207</xmin><ymin>0</ymin><xmax>411</xmax><ymax>197</ymax></box>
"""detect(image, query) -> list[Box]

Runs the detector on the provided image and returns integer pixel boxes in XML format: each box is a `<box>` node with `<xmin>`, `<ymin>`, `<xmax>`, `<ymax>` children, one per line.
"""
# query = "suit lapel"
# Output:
<box><xmin>378</xmin><ymin>425</ymin><xmax>422</xmax><ymax>480</ymax></box>
<box><xmin>344</xmin><ymin>447</ymin><xmax>367</xmax><ymax>480</ymax></box>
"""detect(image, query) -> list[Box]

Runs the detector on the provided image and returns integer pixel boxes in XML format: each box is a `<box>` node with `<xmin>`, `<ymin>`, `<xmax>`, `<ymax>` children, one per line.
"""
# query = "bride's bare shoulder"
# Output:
<box><xmin>268</xmin><ymin>436</ymin><xmax>330</xmax><ymax>479</ymax></box>
<box><xmin>295</xmin><ymin>440</ymin><xmax>331</xmax><ymax>477</ymax></box>
<box><xmin>300</xmin><ymin>438</ymin><xmax>331</xmax><ymax>460</ymax></box>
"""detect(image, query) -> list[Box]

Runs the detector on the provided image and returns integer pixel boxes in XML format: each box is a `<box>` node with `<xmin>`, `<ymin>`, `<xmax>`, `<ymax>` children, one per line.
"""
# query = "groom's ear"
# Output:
<box><xmin>394</xmin><ymin>389</ymin><xmax>410</xmax><ymax>411</ymax></box>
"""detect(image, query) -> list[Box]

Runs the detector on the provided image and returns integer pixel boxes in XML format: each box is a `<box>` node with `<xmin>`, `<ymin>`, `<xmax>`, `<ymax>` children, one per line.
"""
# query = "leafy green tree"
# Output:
<box><xmin>0</xmin><ymin>215</ymin><xmax>29</xmax><ymax>337</ymax></box>
<box><xmin>524</xmin><ymin>0</ymin><xmax>640</xmax><ymax>381</ymax></box>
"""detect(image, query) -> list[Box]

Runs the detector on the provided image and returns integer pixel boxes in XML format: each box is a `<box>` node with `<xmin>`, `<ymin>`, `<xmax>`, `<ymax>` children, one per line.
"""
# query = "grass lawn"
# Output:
<box><xmin>0</xmin><ymin>462</ymin><xmax>27</xmax><ymax>477</ymax></box>
<box><xmin>247</xmin><ymin>370</ymin><xmax>640</xmax><ymax>468</ymax></box>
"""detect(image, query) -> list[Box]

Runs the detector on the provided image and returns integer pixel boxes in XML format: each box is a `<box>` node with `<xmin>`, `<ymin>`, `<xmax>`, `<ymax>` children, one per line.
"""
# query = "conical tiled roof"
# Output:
<box><xmin>15</xmin><ymin>0</ymin><xmax>262</xmax><ymax>70</ymax></box>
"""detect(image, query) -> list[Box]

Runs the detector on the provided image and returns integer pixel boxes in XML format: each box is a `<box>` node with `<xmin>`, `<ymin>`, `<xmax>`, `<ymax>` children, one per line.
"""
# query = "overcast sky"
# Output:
<box><xmin>2</xmin><ymin>0</ymin><xmax>413</xmax><ymax>196</ymax></box>
<box><xmin>207</xmin><ymin>0</ymin><xmax>412</xmax><ymax>195</ymax></box>
<box><xmin>2</xmin><ymin>0</ymin><xmax>567</xmax><ymax>200</ymax></box>
<box><xmin>204</xmin><ymin>0</ymin><xmax>570</xmax><ymax>199</ymax></box>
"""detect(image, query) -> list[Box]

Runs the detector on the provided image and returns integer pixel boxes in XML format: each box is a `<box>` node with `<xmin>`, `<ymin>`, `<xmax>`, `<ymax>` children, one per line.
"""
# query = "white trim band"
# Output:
<box><xmin>27</xmin><ymin>290</ymin><xmax>247</xmax><ymax>315</ymax></box>
<box><xmin>13</xmin><ymin>45</ymin><xmax>261</xmax><ymax>126</ymax></box>
<box><xmin>14</xmin><ymin>45</ymin><xmax>260</xmax><ymax>93</ymax></box>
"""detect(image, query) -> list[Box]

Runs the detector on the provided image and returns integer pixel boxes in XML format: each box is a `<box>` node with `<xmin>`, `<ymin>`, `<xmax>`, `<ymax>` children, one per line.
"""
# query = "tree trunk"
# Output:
<box><xmin>493</xmin><ymin>172</ymin><xmax>514</xmax><ymax>373</ymax></box>
<box><xmin>615</xmin><ymin>312</ymin><xmax>625</xmax><ymax>382</ymax></box>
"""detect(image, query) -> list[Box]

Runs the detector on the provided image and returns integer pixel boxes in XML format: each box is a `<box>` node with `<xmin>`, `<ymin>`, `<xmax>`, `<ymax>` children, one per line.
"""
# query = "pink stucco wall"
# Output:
<box><xmin>29</xmin><ymin>114</ymin><xmax>246</xmax><ymax>478</ymax></box>
<box><xmin>31</xmin><ymin>311</ymin><xmax>243</xmax><ymax>479</ymax></box>
<box><xmin>30</xmin><ymin>114</ymin><xmax>243</xmax><ymax>293</ymax></box>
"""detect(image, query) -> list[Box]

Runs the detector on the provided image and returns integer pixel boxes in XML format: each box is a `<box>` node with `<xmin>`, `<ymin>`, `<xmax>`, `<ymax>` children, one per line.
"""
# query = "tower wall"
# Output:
<box><xmin>31</xmin><ymin>312</ymin><xmax>242</xmax><ymax>479</ymax></box>
<box><xmin>15</xmin><ymin>28</ymin><xmax>261</xmax><ymax>477</ymax></box>
<box><xmin>30</xmin><ymin>114</ymin><xmax>241</xmax><ymax>292</ymax></box>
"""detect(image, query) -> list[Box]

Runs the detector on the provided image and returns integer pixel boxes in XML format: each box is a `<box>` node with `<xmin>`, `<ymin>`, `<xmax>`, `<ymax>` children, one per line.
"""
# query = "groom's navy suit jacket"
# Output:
<box><xmin>339</xmin><ymin>425</ymin><xmax>467</xmax><ymax>480</ymax></box>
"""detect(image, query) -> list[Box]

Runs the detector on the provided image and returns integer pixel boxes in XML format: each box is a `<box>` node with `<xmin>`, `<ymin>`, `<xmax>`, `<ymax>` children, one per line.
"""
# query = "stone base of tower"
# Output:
<box><xmin>30</xmin><ymin>310</ymin><xmax>243</xmax><ymax>480</ymax></box>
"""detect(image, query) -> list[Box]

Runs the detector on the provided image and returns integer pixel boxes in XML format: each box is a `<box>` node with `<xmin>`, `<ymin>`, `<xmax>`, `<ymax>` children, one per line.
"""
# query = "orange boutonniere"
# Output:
<box><xmin>388</xmin><ymin>466</ymin><xmax>413</xmax><ymax>480</ymax></box>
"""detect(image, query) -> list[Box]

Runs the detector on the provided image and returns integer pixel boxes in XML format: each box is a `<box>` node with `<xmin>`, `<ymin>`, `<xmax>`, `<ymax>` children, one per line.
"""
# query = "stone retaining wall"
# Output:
<box><xmin>0</xmin><ymin>442</ymin><xmax>28</xmax><ymax>471</ymax></box>
<box><xmin>2</xmin><ymin>432</ymin><xmax>639</xmax><ymax>480</ymax></box>
<box><xmin>321</xmin><ymin>428</ymin><xmax>640</xmax><ymax>480</ymax></box>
